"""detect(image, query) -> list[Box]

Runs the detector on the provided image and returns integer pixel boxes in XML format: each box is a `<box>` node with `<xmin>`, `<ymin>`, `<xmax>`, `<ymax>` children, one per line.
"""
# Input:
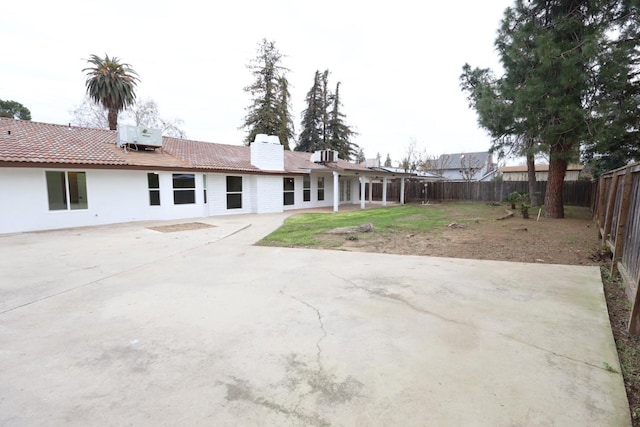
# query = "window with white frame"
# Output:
<box><xmin>45</xmin><ymin>171</ymin><xmax>88</xmax><ymax>211</ymax></box>
<box><xmin>226</xmin><ymin>176</ymin><xmax>242</xmax><ymax>209</ymax></box>
<box><xmin>340</xmin><ymin>179</ymin><xmax>351</xmax><ymax>202</ymax></box>
<box><xmin>203</xmin><ymin>175</ymin><xmax>208</xmax><ymax>204</ymax></box>
<box><xmin>147</xmin><ymin>173</ymin><xmax>160</xmax><ymax>206</ymax></box>
<box><xmin>284</xmin><ymin>177</ymin><xmax>295</xmax><ymax>205</ymax></box>
<box><xmin>173</xmin><ymin>173</ymin><xmax>196</xmax><ymax>204</ymax></box>
<box><xmin>303</xmin><ymin>176</ymin><xmax>311</xmax><ymax>202</ymax></box>
<box><xmin>317</xmin><ymin>177</ymin><xmax>325</xmax><ymax>201</ymax></box>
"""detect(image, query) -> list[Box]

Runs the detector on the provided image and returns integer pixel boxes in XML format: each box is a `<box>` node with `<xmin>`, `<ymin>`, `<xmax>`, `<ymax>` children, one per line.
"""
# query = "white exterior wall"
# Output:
<box><xmin>1</xmin><ymin>167</ymin><xmax>347</xmax><ymax>234</ymax></box>
<box><xmin>205</xmin><ymin>173</ymin><xmax>255</xmax><ymax>216</ymax></box>
<box><xmin>282</xmin><ymin>174</ymin><xmax>335</xmax><ymax>211</ymax></box>
<box><xmin>254</xmin><ymin>175</ymin><xmax>284</xmax><ymax>214</ymax></box>
<box><xmin>0</xmin><ymin>167</ymin><xmax>207</xmax><ymax>234</ymax></box>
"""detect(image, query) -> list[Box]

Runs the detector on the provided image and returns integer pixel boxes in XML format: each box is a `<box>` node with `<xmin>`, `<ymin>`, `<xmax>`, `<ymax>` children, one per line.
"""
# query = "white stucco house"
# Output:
<box><xmin>0</xmin><ymin>118</ymin><xmax>397</xmax><ymax>234</ymax></box>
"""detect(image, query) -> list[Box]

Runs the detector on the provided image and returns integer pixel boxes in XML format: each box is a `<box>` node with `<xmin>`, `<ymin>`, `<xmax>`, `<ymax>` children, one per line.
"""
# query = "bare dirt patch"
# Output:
<box><xmin>148</xmin><ymin>222</ymin><xmax>215</xmax><ymax>233</ymax></box>
<box><xmin>326</xmin><ymin>203</ymin><xmax>599</xmax><ymax>266</ymax></box>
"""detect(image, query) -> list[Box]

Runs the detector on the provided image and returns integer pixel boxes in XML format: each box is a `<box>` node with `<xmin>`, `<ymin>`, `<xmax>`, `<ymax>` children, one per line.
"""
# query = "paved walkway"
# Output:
<box><xmin>0</xmin><ymin>214</ymin><xmax>631</xmax><ymax>426</ymax></box>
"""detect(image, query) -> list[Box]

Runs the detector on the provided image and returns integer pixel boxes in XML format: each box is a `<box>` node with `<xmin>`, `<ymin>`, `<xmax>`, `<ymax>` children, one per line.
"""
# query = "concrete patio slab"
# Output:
<box><xmin>0</xmin><ymin>214</ymin><xmax>631</xmax><ymax>426</ymax></box>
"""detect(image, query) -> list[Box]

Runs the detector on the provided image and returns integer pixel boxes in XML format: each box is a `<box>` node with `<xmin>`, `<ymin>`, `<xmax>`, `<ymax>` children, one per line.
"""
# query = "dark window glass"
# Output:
<box><xmin>148</xmin><ymin>173</ymin><xmax>160</xmax><ymax>206</ymax></box>
<box><xmin>284</xmin><ymin>177</ymin><xmax>295</xmax><ymax>205</ymax></box>
<box><xmin>147</xmin><ymin>173</ymin><xmax>160</xmax><ymax>189</ymax></box>
<box><xmin>283</xmin><ymin>177</ymin><xmax>295</xmax><ymax>191</ymax></box>
<box><xmin>149</xmin><ymin>191</ymin><xmax>160</xmax><ymax>206</ymax></box>
<box><xmin>226</xmin><ymin>176</ymin><xmax>242</xmax><ymax>192</ymax></box>
<box><xmin>226</xmin><ymin>176</ymin><xmax>242</xmax><ymax>209</ymax></box>
<box><xmin>303</xmin><ymin>176</ymin><xmax>311</xmax><ymax>202</ymax></box>
<box><xmin>203</xmin><ymin>175</ymin><xmax>207</xmax><ymax>204</ymax></box>
<box><xmin>284</xmin><ymin>192</ymin><xmax>295</xmax><ymax>206</ymax></box>
<box><xmin>173</xmin><ymin>174</ymin><xmax>195</xmax><ymax>205</ymax></box>
<box><xmin>174</xmin><ymin>190</ymin><xmax>195</xmax><ymax>204</ymax></box>
<box><xmin>227</xmin><ymin>194</ymin><xmax>242</xmax><ymax>209</ymax></box>
<box><xmin>173</xmin><ymin>174</ymin><xmax>195</xmax><ymax>188</ymax></box>
<box><xmin>317</xmin><ymin>177</ymin><xmax>325</xmax><ymax>201</ymax></box>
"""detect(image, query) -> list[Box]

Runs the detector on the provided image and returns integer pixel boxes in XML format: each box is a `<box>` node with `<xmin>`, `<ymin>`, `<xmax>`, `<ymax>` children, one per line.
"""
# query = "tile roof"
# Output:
<box><xmin>0</xmin><ymin>118</ymin><xmax>391</xmax><ymax>176</ymax></box>
<box><xmin>0</xmin><ymin>118</ymin><xmax>190</xmax><ymax>168</ymax></box>
<box><xmin>0</xmin><ymin>118</ymin><xmax>125</xmax><ymax>165</ymax></box>
<box><xmin>163</xmin><ymin>137</ymin><xmax>259</xmax><ymax>172</ymax></box>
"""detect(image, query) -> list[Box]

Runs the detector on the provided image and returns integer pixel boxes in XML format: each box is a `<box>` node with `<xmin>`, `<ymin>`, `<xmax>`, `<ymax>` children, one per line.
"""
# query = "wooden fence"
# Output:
<box><xmin>593</xmin><ymin>162</ymin><xmax>640</xmax><ymax>334</ymax></box>
<box><xmin>369</xmin><ymin>180</ymin><xmax>592</xmax><ymax>207</ymax></box>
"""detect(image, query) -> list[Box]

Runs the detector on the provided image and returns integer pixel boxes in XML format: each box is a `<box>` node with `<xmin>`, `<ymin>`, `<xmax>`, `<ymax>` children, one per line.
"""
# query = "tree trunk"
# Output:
<box><xmin>108</xmin><ymin>108</ymin><xmax>118</xmax><ymax>130</ymax></box>
<box><xmin>544</xmin><ymin>150</ymin><xmax>568</xmax><ymax>218</ymax></box>
<box><xmin>526</xmin><ymin>151</ymin><xmax>537</xmax><ymax>206</ymax></box>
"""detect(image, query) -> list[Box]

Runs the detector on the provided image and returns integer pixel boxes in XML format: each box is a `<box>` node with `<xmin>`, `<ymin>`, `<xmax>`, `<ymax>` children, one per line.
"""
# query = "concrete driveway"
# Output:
<box><xmin>0</xmin><ymin>213</ymin><xmax>630</xmax><ymax>426</ymax></box>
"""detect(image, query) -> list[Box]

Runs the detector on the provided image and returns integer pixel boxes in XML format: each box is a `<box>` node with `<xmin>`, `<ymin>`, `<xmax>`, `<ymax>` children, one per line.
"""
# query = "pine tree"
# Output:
<box><xmin>275</xmin><ymin>77</ymin><xmax>295</xmax><ymax>150</ymax></box>
<box><xmin>297</xmin><ymin>71</ymin><xmax>358</xmax><ymax>160</ymax></box>
<box><xmin>241</xmin><ymin>39</ymin><xmax>294</xmax><ymax>148</ymax></box>
<box><xmin>461</xmin><ymin>0</ymin><xmax>621</xmax><ymax>218</ymax></box>
<box><xmin>296</xmin><ymin>71</ymin><xmax>324</xmax><ymax>152</ymax></box>
<box><xmin>327</xmin><ymin>81</ymin><xmax>358</xmax><ymax>160</ymax></box>
<box><xmin>384</xmin><ymin>154</ymin><xmax>392</xmax><ymax>167</ymax></box>
<box><xmin>582</xmin><ymin>2</ymin><xmax>639</xmax><ymax>176</ymax></box>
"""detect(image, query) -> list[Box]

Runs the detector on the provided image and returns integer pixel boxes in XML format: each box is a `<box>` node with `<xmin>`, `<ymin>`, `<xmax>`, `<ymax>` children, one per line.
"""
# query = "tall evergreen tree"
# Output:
<box><xmin>296</xmin><ymin>71</ymin><xmax>324</xmax><ymax>152</ymax></box>
<box><xmin>582</xmin><ymin>1</ymin><xmax>639</xmax><ymax>176</ymax></box>
<box><xmin>384</xmin><ymin>153</ymin><xmax>392</xmax><ymax>167</ymax></box>
<box><xmin>327</xmin><ymin>81</ymin><xmax>358</xmax><ymax>160</ymax></box>
<box><xmin>275</xmin><ymin>77</ymin><xmax>295</xmax><ymax>150</ymax></box>
<box><xmin>461</xmin><ymin>0</ymin><xmax>623</xmax><ymax>218</ymax></box>
<box><xmin>241</xmin><ymin>39</ymin><xmax>293</xmax><ymax>148</ymax></box>
<box><xmin>297</xmin><ymin>71</ymin><xmax>358</xmax><ymax>160</ymax></box>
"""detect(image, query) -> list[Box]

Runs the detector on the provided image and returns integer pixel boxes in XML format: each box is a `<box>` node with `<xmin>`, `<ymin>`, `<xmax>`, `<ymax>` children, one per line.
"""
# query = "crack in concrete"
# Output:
<box><xmin>224</xmin><ymin>377</ymin><xmax>329</xmax><ymax>427</ymax></box>
<box><xmin>332</xmin><ymin>273</ymin><xmax>613</xmax><ymax>373</ymax></box>
<box><xmin>280</xmin><ymin>290</ymin><xmax>327</xmax><ymax>369</ymax></box>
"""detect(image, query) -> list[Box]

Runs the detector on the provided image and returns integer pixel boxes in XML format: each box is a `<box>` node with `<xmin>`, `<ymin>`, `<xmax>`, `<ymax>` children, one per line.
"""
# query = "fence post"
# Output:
<box><xmin>603</xmin><ymin>173</ymin><xmax>620</xmax><ymax>243</ymax></box>
<box><xmin>596</xmin><ymin>176</ymin><xmax>607</xmax><ymax>237</ymax></box>
<box><xmin>611</xmin><ymin>167</ymin><xmax>633</xmax><ymax>277</ymax></box>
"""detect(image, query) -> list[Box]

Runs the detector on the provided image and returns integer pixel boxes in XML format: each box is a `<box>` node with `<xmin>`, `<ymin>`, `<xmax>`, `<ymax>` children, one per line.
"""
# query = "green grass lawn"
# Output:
<box><xmin>258</xmin><ymin>204</ymin><xmax>450</xmax><ymax>248</ymax></box>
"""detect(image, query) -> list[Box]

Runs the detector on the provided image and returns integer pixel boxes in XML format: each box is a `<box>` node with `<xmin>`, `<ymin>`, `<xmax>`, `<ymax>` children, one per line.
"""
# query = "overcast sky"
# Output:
<box><xmin>1</xmin><ymin>0</ymin><xmax>514</xmax><ymax>166</ymax></box>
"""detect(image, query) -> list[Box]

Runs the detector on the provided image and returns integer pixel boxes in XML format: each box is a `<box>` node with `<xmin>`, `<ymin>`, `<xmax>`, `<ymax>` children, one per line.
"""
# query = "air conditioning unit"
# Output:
<box><xmin>311</xmin><ymin>149</ymin><xmax>338</xmax><ymax>164</ymax></box>
<box><xmin>117</xmin><ymin>125</ymin><xmax>162</xmax><ymax>149</ymax></box>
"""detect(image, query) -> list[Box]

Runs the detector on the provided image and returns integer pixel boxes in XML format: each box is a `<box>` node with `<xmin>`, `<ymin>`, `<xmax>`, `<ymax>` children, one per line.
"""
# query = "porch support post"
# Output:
<box><xmin>333</xmin><ymin>171</ymin><xmax>339</xmax><ymax>212</ymax></box>
<box><xmin>382</xmin><ymin>176</ymin><xmax>388</xmax><ymax>207</ymax></box>
<box><xmin>400</xmin><ymin>177</ymin><xmax>405</xmax><ymax>205</ymax></box>
<box><xmin>360</xmin><ymin>176</ymin><xmax>366</xmax><ymax>209</ymax></box>
<box><xmin>369</xmin><ymin>178</ymin><xmax>373</xmax><ymax>203</ymax></box>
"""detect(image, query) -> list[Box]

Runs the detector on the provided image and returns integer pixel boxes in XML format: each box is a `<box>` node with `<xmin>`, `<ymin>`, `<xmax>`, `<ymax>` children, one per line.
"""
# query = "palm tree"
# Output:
<box><xmin>83</xmin><ymin>54</ymin><xmax>139</xmax><ymax>130</ymax></box>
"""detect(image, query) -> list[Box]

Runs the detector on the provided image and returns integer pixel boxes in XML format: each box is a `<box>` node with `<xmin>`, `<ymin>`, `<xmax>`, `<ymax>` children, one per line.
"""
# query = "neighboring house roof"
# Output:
<box><xmin>498</xmin><ymin>164</ymin><xmax>583</xmax><ymax>173</ymax></box>
<box><xmin>0</xmin><ymin>118</ymin><xmax>382</xmax><ymax>175</ymax></box>
<box><xmin>377</xmin><ymin>166</ymin><xmax>445</xmax><ymax>179</ymax></box>
<box><xmin>438</xmin><ymin>151</ymin><xmax>491</xmax><ymax>170</ymax></box>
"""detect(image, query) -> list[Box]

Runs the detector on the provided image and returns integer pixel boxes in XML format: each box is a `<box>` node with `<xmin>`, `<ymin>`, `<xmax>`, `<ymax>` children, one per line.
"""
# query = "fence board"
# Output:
<box><xmin>370</xmin><ymin>180</ymin><xmax>591</xmax><ymax>206</ymax></box>
<box><xmin>593</xmin><ymin>162</ymin><xmax>640</xmax><ymax>335</ymax></box>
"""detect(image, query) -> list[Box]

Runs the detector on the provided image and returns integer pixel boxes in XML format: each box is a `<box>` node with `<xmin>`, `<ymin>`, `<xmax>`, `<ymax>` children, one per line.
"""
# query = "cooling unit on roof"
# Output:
<box><xmin>117</xmin><ymin>125</ymin><xmax>162</xmax><ymax>152</ymax></box>
<box><xmin>311</xmin><ymin>149</ymin><xmax>338</xmax><ymax>164</ymax></box>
